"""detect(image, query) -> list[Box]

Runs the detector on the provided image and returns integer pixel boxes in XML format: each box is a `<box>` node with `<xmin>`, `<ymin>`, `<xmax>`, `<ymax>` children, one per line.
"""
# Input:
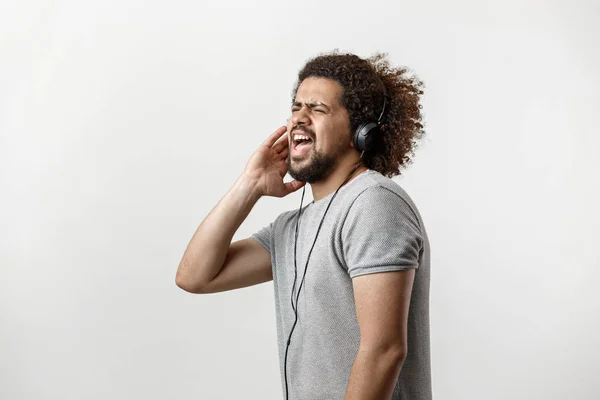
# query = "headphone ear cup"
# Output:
<box><xmin>354</xmin><ymin>122</ymin><xmax>379</xmax><ymax>153</ymax></box>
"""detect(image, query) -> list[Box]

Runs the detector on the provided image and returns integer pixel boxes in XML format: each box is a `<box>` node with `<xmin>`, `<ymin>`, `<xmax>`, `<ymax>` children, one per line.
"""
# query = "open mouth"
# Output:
<box><xmin>292</xmin><ymin>132</ymin><xmax>314</xmax><ymax>156</ymax></box>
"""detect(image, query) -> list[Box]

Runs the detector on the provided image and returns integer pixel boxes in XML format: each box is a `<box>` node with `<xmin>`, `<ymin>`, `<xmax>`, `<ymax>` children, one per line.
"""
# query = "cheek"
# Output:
<box><xmin>322</xmin><ymin>119</ymin><xmax>351</xmax><ymax>147</ymax></box>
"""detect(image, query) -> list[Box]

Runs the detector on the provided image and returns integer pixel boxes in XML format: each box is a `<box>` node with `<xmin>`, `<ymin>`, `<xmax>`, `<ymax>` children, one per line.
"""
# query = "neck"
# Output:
<box><xmin>311</xmin><ymin>157</ymin><xmax>368</xmax><ymax>202</ymax></box>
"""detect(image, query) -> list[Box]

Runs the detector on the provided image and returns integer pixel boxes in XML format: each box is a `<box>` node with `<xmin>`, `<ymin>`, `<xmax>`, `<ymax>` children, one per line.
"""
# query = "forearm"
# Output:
<box><xmin>176</xmin><ymin>174</ymin><xmax>261</xmax><ymax>290</ymax></box>
<box><xmin>344</xmin><ymin>345</ymin><xmax>406</xmax><ymax>400</ymax></box>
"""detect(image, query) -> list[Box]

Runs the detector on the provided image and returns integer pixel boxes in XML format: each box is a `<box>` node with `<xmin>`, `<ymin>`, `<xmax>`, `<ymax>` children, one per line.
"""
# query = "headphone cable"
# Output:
<box><xmin>284</xmin><ymin>158</ymin><xmax>364</xmax><ymax>400</ymax></box>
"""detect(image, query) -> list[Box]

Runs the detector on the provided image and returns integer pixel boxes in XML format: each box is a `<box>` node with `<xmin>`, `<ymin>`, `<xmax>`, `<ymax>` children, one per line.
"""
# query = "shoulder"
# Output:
<box><xmin>346</xmin><ymin>171</ymin><xmax>421</xmax><ymax>223</ymax></box>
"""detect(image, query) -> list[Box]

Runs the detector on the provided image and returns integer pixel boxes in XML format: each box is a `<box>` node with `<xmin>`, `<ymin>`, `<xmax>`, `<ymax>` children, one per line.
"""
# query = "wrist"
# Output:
<box><xmin>236</xmin><ymin>173</ymin><xmax>263</xmax><ymax>203</ymax></box>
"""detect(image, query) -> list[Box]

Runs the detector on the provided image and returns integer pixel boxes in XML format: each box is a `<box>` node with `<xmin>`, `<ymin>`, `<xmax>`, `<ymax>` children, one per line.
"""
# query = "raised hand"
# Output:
<box><xmin>242</xmin><ymin>126</ymin><xmax>305</xmax><ymax>198</ymax></box>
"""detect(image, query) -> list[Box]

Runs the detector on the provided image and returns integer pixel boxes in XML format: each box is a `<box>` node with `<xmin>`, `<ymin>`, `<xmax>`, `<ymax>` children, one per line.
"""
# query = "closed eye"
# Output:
<box><xmin>292</xmin><ymin>108</ymin><xmax>325</xmax><ymax>113</ymax></box>
<box><xmin>291</xmin><ymin>101</ymin><xmax>330</xmax><ymax>114</ymax></box>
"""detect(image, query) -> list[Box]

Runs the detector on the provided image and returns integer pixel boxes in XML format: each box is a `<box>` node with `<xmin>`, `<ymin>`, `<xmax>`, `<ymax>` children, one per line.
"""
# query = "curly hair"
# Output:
<box><xmin>292</xmin><ymin>51</ymin><xmax>425</xmax><ymax>178</ymax></box>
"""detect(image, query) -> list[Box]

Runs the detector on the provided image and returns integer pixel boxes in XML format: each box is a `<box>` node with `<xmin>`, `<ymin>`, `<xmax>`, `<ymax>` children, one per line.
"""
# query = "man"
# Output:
<box><xmin>176</xmin><ymin>51</ymin><xmax>431</xmax><ymax>399</ymax></box>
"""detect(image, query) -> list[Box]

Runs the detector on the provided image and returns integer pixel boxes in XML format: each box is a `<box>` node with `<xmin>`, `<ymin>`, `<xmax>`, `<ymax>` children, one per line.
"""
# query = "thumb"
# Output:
<box><xmin>284</xmin><ymin>179</ymin><xmax>305</xmax><ymax>194</ymax></box>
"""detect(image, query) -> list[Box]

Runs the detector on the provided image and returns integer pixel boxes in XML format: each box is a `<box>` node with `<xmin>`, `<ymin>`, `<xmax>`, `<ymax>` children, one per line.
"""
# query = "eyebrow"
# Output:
<box><xmin>291</xmin><ymin>101</ymin><xmax>331</xmax><ymax>111</ymax></box>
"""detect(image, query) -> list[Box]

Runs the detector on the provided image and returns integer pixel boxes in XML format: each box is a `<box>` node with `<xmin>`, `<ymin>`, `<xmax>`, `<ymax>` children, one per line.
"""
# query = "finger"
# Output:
<box><xmin>274</xmin><ymin>136</ymin><xmax>290</xmax><ymax>152</ymax></box>
<box><xmin>280</xmin><ymin>150</ymin><xmax>289</xmax><ymax>162</ymax></box>
<box><xmin>279</xmin><ymin>144</ymin><xmax>290</xmax><ymax>157</ymax></box>
<box><xmin>284</xmin><ymin>180</ymin><xmax>305</xmax><ymax>194</ymax></box>
<box><xmin>262</xmin><ymin>126</ymin><xmax>287</xmax><ymax>148</ymax></box>
<box><xmin>273</xmin><ymin>129</ymin><xmax>290</xmax><ymax>148</ymax></box>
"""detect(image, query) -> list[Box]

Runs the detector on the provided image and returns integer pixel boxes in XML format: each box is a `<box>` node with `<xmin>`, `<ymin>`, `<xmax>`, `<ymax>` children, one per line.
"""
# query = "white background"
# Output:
<box><xmin>1</xmin><ymin>1</ymin><xmax>599</xmax><ymax>399</ymax></box>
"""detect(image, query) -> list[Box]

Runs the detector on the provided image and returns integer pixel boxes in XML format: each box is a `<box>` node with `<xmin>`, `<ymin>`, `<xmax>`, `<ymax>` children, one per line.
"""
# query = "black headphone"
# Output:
<box><xmin>283</xmin><ymin>75</ymin><xmax>389</xmax><ymax>400</ymax></box>
<box><xmin>352</xmin><ymin>79</ymin><xmax>389</xmax><ymax>154</ymax></box>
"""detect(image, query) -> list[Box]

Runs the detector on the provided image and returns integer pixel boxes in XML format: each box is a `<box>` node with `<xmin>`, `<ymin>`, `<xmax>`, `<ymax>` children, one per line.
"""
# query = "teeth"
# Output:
<box><xmin>293</xmin><ymin>134</ymin><xmax>312</xmax><ymax>142</ymax></box>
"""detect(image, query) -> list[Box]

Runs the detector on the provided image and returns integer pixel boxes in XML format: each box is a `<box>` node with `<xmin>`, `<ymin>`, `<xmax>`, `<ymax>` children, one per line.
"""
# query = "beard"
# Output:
<box><xmin>286</xmin><ymin>140</ymin><xmax>345</xmax><ymax>184</ymax></box>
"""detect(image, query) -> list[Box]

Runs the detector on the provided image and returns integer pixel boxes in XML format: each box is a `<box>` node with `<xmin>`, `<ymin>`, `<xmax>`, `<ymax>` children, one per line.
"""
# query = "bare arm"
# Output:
<box><xmin>344</xmin><ymin>270</ymin><xmax>414</xmax><ymax>399</ymax></box>
<box><xmin>175</xmin><ymin>175</ymin><xmax>263</xmax><ymax>293</ymax></box>
<box><xmin>175</xmin><ymin>126</ymin><xmax>305</xmax><ymax>294</ymax></box>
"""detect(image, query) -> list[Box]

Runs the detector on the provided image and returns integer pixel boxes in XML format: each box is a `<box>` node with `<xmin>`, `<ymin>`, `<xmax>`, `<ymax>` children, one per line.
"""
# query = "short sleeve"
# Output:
<box><xmin>341</xmin><ymin>186</ymin><xmax>423</xmax><ymax>278</ymax></box>
<box><xmin>250</xmin><ymin>220</ymin><xmax>273</xmax><ymax>253</ymax></box>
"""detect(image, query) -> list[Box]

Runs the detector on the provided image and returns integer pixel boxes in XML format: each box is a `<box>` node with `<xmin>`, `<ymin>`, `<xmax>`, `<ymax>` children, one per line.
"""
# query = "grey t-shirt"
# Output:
<box><xmin>251</xmin><ymin>169</ymin><xmax>431</xmax><ymax>399</ymax></box>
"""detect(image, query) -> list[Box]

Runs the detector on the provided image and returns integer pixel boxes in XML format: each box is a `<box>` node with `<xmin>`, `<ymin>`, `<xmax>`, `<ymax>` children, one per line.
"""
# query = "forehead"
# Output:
<box><xmin>295</xmin><ymin>77</ymin><xmax>343</xmax><ymax>106</ymax></box>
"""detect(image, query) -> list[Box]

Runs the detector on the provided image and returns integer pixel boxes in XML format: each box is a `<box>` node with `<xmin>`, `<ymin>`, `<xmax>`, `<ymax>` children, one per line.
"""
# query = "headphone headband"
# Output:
<box><xmin>353</xmin><ymin>73</ymin><xmax>390</xmax><ymax>154</ymax></box>
<box><xmin>376</xmin><ymin>74</ymin><xmax>389</xmax><ymax>125</ymax></box>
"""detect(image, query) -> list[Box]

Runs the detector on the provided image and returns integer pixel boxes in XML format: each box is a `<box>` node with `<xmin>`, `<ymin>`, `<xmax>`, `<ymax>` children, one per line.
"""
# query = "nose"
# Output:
<box><xmin>290</xmin><ymin>106</ymin><xmax>311</xmax><ymax>127</ymax></box>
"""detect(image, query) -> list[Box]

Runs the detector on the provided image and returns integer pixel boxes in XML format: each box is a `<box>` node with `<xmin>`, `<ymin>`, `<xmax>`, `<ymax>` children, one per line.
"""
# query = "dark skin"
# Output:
<box><xmin>292</xmin><ymin>52</ymin><xmax>426</xmax><ymax>178</ymax></box>
<box><xmin>286</xmin><ymin>76</ymin><xmax>368</xmax><ymax>201</ymax></box>
<box><xmin>282</xmin><ymin>76</ymin><xmax>413</xmax><ymax>398</ymax></box>
<box><xmin>231</xmin><ymin>74</ymin><xmax>413</xmax><ymax>399</ymax></box>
